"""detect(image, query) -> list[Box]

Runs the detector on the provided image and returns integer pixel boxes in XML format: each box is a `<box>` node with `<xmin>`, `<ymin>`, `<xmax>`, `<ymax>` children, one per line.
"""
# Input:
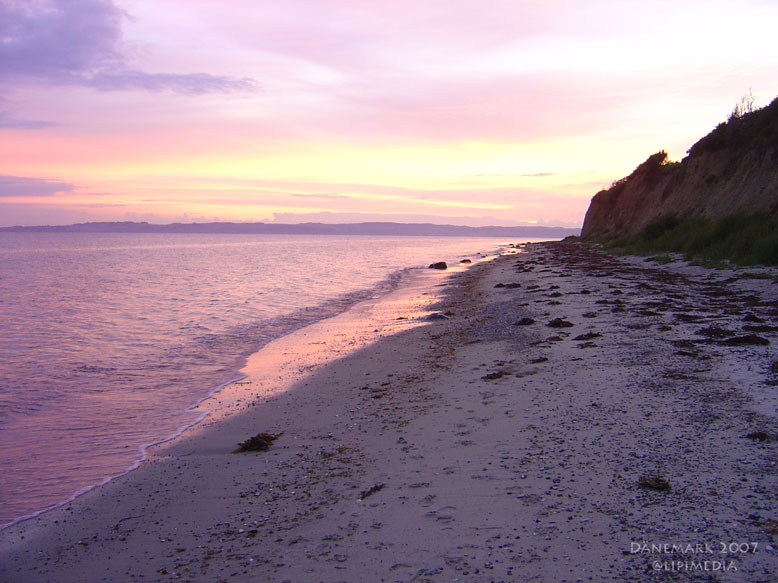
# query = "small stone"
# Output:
<box><xmin>743</xmin><ymin>313</ymin><xmax>765</xmax><ymax>323</ymax></box>
<box><xmin>721</xmin><ymin>334</ymin><xmax>769</xmax><ymax>346</ymax></box>
<box><xmin>744</xmin><ymin>431</ymin><xmax>770</xmax><ymax>442</ymax></box>
<box><xmin>573</xmin><ymin>332</ymin><xmax>600</xmax><ymax>341</ymax></box>
<box><xmin>638</xmin><ymin>475</ymin><xmax>671</xmax><ymax>491</ymax></box>
<box><xmin>424</xmin><ymin>312</ymin><xmax>448</xmax><ymax>321</ymax></box>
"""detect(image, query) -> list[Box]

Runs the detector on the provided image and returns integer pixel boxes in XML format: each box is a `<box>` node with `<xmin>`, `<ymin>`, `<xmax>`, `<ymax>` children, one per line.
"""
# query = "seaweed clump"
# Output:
<box><xmin>233</xmin><ymin>432</ymin><xmax>282</xmax><ymax>453</ymax></box>
<box><xmin>359</xmin><ymin>483</ymin><xmax>385</xmax><ymax>500</ymax></box>
<box><xmin>638</xmin><ymin>474</ymin><xmax>671</xmax><ymax>491</ymax></box>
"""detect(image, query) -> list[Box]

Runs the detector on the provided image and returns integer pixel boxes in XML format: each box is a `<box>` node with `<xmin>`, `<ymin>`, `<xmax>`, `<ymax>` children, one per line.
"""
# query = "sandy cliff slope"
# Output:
<box><xmin>582</xmin><ymin>97</ymin><xmax>778</xmax><ymax>241</ymax></box>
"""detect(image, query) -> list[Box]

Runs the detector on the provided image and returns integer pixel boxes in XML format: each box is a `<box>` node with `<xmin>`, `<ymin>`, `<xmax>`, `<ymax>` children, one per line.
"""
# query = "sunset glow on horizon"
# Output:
<box><xmin>2</xmin><ymin>0</ymin><xmax>777</xmax><ymax>227</ymax></box>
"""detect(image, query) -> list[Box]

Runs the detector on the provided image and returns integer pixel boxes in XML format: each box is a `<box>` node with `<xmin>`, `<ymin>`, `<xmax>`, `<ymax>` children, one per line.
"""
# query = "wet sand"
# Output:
<box><xmin>2</xmin><ymin>241</ymin><xmax>777</xmax><ymax>582</ymax></box>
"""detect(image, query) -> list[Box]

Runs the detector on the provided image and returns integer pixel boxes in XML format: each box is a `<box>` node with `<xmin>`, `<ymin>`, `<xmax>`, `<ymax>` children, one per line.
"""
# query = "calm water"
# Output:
<box><xmin>0</xmin><ymin>233</ymin><xmax>513</xmax><ymax>528</ymax></box>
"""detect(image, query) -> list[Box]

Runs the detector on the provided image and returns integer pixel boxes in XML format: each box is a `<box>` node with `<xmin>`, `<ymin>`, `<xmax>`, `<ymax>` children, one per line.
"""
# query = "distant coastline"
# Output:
<box><xmin>0</xmin><ymin>221</ymin><xmax>580</xmax><ymax>238</ymax></box>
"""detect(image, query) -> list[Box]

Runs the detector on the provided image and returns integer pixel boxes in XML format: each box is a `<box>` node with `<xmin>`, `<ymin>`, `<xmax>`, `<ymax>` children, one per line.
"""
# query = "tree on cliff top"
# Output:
<box><xmin>729</xmin><ymin>89</ymin><xmax>757</xmax><ymax>122</ymax></box>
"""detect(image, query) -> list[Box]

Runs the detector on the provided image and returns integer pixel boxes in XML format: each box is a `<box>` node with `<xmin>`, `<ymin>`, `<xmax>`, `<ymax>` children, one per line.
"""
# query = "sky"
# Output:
<box><xmin>1</xmin><ymin>0</ymin><xmax>777</xmax><ymax>228</ymax></box>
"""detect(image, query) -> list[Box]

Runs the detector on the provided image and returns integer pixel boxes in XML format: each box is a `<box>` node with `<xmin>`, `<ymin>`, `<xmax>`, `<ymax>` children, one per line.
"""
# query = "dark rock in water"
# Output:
<box><xmin>530</xmin><ymin>357</ymin><xmax>548</xmax><ymax>364</ymax></box>
<box><xmin>721</xmin><ymin>334</ymin><xmax>769</xmax><ymax>346</ymax></box>
<box><xmin>482</xmin><ymin>371</ymin><xmax>504</xmax><ymax>380</ymax></box>
<box><xmin>424</xmin><ymin>312</ymin><xmax>449</xmax><ymax>321</ymax></box>
<box><xmin>234</xmin><ymin>432</ymin><xmax>282</xmax><ymax>453</ymax></box>
<box><xmin>582</xmin><ymin>312</ymin><xmax>598</xmax><ymax>318</ymax></box>
<box><xmin>515</xmin><ymin>317</ymin><xmax>536</xmax><ymax>326</ymax></box>
<box><xmin>428</xmin><ymin>261</ymin><xmax>448</xmax><ymax>270</ymax></box>
<box><xmin>745</xmin><ymin>431</ymin><xmax>770</xmax><ymax>442</ymax></box>
<box><xmin>547</xmin><ymin>317</ymin><xmax>574</xmax><ymax>328</ymax></box>
<box><xmin>460</xmin><ymin>259</ymin><xmax>472</xmax><ymax>263</ymax></box>
<box><xmin>505</xmin><ymin>283</ymin><xmax>522</xmax><ymax>289</ymax></box>
<box><xmin>494</xmin><ymin>283</ymin><xmax>506</xmax><ymax>288</ymax></box>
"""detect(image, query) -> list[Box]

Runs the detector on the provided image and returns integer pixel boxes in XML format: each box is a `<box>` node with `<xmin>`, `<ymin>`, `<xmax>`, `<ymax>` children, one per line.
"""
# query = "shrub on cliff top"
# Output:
<box><xmin>608</xmin><ymin>151</ymin><xmax>677</xmax><ymax>191</ymax></box>
<box><xmin>689</xmin><ymin>96</ymin><xmax>778</xmax><ymax>157</ymax></box>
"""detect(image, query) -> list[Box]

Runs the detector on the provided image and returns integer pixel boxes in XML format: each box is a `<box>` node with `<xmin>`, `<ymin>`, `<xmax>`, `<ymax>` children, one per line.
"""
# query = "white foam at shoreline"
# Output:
<box><xmin>0</xmin><ymin>238</ymin><xmax>509</xmax><ymax>530</ymax></box>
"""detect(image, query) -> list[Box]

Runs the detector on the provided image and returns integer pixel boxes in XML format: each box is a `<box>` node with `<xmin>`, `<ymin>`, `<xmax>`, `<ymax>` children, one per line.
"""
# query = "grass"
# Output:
<box><xmin>606</xmin><ymin>213</ymin><xmax>778</xmax><ymax>266</ymax></box>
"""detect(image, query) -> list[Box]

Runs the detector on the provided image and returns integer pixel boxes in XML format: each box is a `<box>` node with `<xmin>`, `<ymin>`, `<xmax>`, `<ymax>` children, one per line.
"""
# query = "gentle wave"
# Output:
<box><xmin>0</xmin><ymin>233</ymin><xmax>513</xmax><ymax>528</ymax></box>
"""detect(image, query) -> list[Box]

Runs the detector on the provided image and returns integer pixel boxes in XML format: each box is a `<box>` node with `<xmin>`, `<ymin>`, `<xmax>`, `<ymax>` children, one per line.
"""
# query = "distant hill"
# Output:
<box><xmin>581</xmin><ymin>96</ymin><xmax>778</xmax><ymax>241</ymax></box>
<box><xmin>0</xmin><ymin>221</ymin><xmax>579</xmax><ymax>239</ymax></box>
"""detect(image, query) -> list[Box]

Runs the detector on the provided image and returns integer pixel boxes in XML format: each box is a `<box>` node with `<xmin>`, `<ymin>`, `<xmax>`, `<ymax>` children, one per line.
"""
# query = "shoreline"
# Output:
<box><xmin>2</xmin><ymin>241</ymin><xmax>777</xmax><ymax>582</ymax></box>
<box><xmin>0</xmin><ymin>243</ymin><xmax>499</xmax><ymax>532</ymax></box>
<box><xmin>0</xmin><ymin>249</ymin><xmax>479</xmax><ymax>531</ymax></box>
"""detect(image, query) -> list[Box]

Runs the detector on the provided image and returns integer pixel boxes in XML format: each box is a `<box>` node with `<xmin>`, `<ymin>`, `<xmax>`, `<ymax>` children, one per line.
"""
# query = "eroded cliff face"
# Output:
<box><xmin>581</xmin><ymin>97</ymin><xmax>778</xmax><ymax>241</ymax></box>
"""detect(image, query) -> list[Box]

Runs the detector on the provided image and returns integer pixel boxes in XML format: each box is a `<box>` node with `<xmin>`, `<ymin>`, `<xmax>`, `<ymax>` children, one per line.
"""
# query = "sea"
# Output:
<box><xmin>0</xmin><ymin>232</ymin><xmax>529</xmax><ymax>529</ymax></box>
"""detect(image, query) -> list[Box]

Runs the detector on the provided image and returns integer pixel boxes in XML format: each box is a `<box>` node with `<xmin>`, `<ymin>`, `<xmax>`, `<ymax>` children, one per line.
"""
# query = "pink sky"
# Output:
<box><xmin>1</xmin><ymin>0</ymin><xmax>777</xmax><ymax>227</ymax></box>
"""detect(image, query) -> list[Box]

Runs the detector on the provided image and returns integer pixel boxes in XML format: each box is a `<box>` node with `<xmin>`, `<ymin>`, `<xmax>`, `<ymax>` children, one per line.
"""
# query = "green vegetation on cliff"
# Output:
<box><xmin>606</xmin><ymin>212</ymin><xmax>778</xmax><ymax>266</ymax></box>
<box><xmin>582</xmin><ymin>94</ymin><xmax>778</xmax><ymax>266</ymax></box>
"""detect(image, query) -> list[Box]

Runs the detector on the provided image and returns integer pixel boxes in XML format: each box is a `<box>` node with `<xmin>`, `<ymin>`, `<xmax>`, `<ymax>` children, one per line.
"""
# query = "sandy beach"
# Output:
<box><xmin>2</xmin><ymin>241</ymin><xmax>777</xmax><ymax>583</ymax></box>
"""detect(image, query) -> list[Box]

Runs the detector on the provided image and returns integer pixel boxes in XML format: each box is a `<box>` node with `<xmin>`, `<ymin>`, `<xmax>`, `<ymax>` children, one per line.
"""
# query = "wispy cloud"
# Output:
<box><xmin>290</xmin><ymin>193</ymin><xmax>351</xmax><ymax>201</ymax></box>
<box><xmin>0</xmin><ymin>110</ymin><xmax>59</xmax><ymax>129</ymax></box>
<box><xmin>86</xmin><ymin>70</ymin><xmax>256</xmax><ymax>94</ymax></box>
<box><xmin>2</xmin><ymin>0</ymin><xmax>777</xmax><ymax>228</ymax></box>
<box><xmin>0</xmin><ymin>0</ymin><xmax>256</xmax><ymax>94</ymax></box>
<box><xmin>0</xmin><ymin>175</ymin><xmax>75</xmax><ymax>197</ymax></box>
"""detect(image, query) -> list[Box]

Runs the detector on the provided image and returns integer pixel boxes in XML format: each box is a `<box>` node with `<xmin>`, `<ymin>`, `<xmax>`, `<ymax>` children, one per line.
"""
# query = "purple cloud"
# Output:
<box><xmin>0</xmin><ymin>175</ymin><xmax>75</xmax><ymax>197</ymax></box>
<box><xmin>86</xmin><ymin>70</ymin><xmax>256</xmax><ymax>94</ymax></box>
<box><xmin>0</xmin><ymin>0</ymin><xmax>256</xmax><ymax>94</ymax></box>
<box><xmin>0</xmin><ymin>0</ymin><xmax>122</xmax><ymax>80</ymax></box>
<box><xmin>0</xmin><ymin>110</ymin><xmax>59</xmax><ymax>129</ymax></box>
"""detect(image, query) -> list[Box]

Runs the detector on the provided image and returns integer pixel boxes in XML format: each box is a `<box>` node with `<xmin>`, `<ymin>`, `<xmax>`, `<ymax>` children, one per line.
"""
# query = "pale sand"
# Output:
<box><xmin>2</xmin><ymin>242</ymin><xmax>778</xmax><ymax>582</ymax></box>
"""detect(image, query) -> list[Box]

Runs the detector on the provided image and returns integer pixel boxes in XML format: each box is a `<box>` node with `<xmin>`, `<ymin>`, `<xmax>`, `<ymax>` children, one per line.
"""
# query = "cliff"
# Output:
<box><xmin>581</xmin><ymin>96</ymin><xmax>778</xmax><ymax>241</ymax></box>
